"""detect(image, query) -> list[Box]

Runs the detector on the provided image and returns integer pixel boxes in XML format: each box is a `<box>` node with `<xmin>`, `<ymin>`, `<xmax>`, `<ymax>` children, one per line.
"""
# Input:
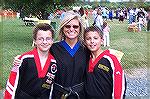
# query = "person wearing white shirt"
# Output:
<box><xmin>95</xmin><ymin>9</ymin><xmax>103</xmax><ymax>31</ymax></box>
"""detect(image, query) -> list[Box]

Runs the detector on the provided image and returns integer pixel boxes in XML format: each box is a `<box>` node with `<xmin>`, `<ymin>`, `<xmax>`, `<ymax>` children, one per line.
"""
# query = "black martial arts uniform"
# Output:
<box><xmin>85</xmin><ymin>50</ymin><xmax>126</xmax><ymax>99</ymax></box>
<box><xmin>50</xmin><ymin>40</ymin><xmax>89</xmax><ymax>99</ymax></box>
<box><xmin>4</xmin><ymin>48</ymin><xmax>57</xmax><ymax>99</ymax></box>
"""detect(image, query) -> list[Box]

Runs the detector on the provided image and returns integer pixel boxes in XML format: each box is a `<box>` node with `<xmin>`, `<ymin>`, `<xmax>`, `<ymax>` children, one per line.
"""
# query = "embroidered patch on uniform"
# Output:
<box><xmin>46</xmin><ymin>78</ymin><xmax>53</xmax><ymax>84</ymax></box>
<box><xmin>42</xmin><ymin>83</ymin><xmax>51</xmax><ymax>89</ymax></box>
<box><xmin>46</xmin><ymin>72</ymin><xmax>55</xmax><ymax>84</ymax></box>
<box><xmin>46</xmin><ymin>72</ymin><xmax>55</xmax><ymax>79</ymax></box>
<box><xmin>98</xmin><ymin>64</ymin><xmax>109</xmax><ymax>72</ymax></box>
<box><xmin>51</xmin><ymin>64</ymin><xmax>57</xmax><ymax>73</ymax></box>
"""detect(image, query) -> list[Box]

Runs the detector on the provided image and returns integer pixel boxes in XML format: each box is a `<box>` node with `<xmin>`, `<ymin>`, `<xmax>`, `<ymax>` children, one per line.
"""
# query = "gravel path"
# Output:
<box><xmin>125</xmin><ymin>67</ymin><xmax>150</xmax><ymax>99</ymax></box>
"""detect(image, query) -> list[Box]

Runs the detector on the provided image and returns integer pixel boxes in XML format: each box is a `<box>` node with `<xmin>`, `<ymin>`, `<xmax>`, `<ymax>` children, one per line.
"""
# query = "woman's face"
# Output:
<box><xmin>84</xmin><ymin>31</ymin><xmax>102</xmax><ymax>52</ymax></box>
<box><xmin>63</xmin><ymin>18</ymin><xmax>80</xmax><ymax>40</ymax></box>
<box><xmin>34</xmin><ymin>30</ymin><xmax>53</xmax><ymax>52</ymax></box>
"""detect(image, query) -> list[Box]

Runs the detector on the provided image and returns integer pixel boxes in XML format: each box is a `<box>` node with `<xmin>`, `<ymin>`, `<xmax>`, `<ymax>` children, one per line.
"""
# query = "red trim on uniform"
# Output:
<box><xmin>88</xmin><ymin>50</ymin><xmax>109</xmax><ymax>72</ymax></box>
<box><xmin>33</xmin><ymin>48</ymin><xmax>54</xmax><ymax>78</ymax></box>
<box><xmin>9</xmin><ymin>72</ymin><xmax>17</xmax><ymax>88</ymax></box>
<box><xmin>109</xmin><ymin>54</ymin><xmax>123</xmax><ymax>99</ymax></box>
<box><xmin>40</xmin><ymin>53</ymin><xmax>53</xmax><ymax>78</ymax></box>
<box><xmin>4</xmin><ymin>91</ymin><xmax>12</xmax><ymax>99</ymax></box>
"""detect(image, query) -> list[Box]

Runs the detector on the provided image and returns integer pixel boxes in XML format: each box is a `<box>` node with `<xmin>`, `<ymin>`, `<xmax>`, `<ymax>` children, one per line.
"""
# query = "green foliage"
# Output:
<box><xmin>1</xmin><ymin>1</ymin><xmax>150</xmax><ymax>19</ymax></box>
<box><xmin>2</xmin><ymin>0</ymin><xmax>79</xmax><ymax>19</ymax></box>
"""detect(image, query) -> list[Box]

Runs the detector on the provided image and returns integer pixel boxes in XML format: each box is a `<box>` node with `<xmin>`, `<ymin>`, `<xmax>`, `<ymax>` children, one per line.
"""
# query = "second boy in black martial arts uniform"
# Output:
<box><xmin>84</xmin><ymin>26</ymin><xmax>126</xmax><ymax>99</ymax></box>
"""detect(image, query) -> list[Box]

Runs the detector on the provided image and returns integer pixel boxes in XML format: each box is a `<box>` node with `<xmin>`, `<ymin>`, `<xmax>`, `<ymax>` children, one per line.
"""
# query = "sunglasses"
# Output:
<box><xmin>64</xmin><ymin>25</ymin><xmax>79</xmax><ymax>29</ymax></box>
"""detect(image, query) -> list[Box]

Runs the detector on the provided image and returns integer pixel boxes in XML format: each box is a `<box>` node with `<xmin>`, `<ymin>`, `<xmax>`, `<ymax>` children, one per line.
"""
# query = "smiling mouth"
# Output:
<box><xmin>90</xmin><ymin>44</ymin><xmax>96</xmax><ymax>48</ymax></box>
<box><xmin>41</xmin><ymin>45</ymin><xmax>49</xmax><ymax>48</ymax></box>
<box><xmin>68</xmin><ymin>32</ymin><xmax>75</xmax><ymax>34</ymax></box>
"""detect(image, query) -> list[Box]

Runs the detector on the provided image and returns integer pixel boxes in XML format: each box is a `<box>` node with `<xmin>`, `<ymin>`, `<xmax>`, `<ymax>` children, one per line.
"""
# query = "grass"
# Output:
<box><xmin>108</xmin><ymin>20</ymin><xmax>149</xmax><ymax>69</ymax></box>
<box><xmin>1</xmin><ymin>18</ymin><xmax>33</xmax><ymax>89</ymax></box>
<box><xmin>0</xmin><ymin>16</ymin><xmax>149</xmax><ymax>89</ymax></box>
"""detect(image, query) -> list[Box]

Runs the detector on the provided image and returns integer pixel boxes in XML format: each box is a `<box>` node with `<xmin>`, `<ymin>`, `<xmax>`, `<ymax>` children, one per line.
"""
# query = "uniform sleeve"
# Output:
<box><xmin>109</xmin><ymin>54</ymin><xmax>126</xmax><ymax>99</ymax></box>
<box><xmin>4</xmin><ymin>58</ymin><xmax>23</xmax><ymax>99</ymax></box>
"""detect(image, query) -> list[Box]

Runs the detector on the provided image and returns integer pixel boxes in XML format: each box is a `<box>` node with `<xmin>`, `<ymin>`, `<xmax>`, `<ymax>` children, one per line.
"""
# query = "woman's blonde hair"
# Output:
<box><xmin>57</xmin><ymin>11</ymin><xmax>84</xmax><ymax>42</ymax></box>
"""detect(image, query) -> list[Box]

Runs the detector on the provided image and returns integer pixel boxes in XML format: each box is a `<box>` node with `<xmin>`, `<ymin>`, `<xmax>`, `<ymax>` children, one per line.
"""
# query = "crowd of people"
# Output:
<box><xmin>92</xmin><ymin>6</ymin><xmax>150</xmax><ymax>32</ymax></box>
<box><xmin>3</xmin><ymin>6</ymin><xmax>150</xmax><ymax>99</ymax></box>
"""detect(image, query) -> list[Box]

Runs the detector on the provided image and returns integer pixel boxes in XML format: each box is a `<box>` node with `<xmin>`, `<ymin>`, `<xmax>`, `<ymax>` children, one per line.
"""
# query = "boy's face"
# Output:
<box><xmin>84</xmin><ymin>31</ymin><xmax>102</xmax><ymax>52</ymax></box>
<box><xmin>34</xmin><ymin>30</ymin><xmax>53</xmax><ymax>52</ymax></box>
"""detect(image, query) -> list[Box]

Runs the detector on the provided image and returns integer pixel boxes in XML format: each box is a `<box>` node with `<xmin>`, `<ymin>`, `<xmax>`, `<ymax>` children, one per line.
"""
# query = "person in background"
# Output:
<box><xmin>48</xmin><ymin>12</ymin><xmax>54</xmax><ymax>21</ymax></box>
<box><xmin>128</xmin><ymin>8</ymin><xmax>135</xmax><ymax>24</ymax></box>
<box><xmin>137</xmin><ymin>8</ymin><xmax>145</xmax><ymax>22</ymax></box>
<box><xmin>109</xmin><ymin>9</ymin><xmax>113</xmax><ymax>21</ymax></box>
<box><xmin>16</xmin><ymin>11</ymin><xmax>20</xmax><ymax>19</ymax></box>
<box><xmin>95</xmin><ymin>8</ymin><xmax>103</xmax><ymax>31</ymax></box>
<box><xmin>119</xmin><ymin>10</ymin><xmax>125</xmax><ymax>23</ymax></box>
<box><xmin>132</xmin><ymin>8</ymin><xmax>137</xmax><ymax>23</ymax></box>
<box><xmin>137</xmin><ymin>14</ymin><xmax>145</xmax><ymax>32</ymax></box>
<box><xmin>146</xmin><ymin>8</ymin><xmax>150</xmax><ymax>31</ymax></box>
<box><xmin>102</xmin><ymin>7</ymin><xmax>109</xmax><ymax>21</ymax></box>
<box><xmin>83</xmin><ymin>26</ymin><xmax>126</xmax><ymax>99</ymax></box>
<box><xmin>50</xmin><ymin>11</ymin><xmax>89</xmax><ymax>99</ymax></box>
<box><xmin>103</xmin><ymin>21</ymin><xmax>110</xmax><ymax>47</ymax></box>
<box><xmin>115</xmin><ymin>9</ymin><xmax>119</xmax><ymax>19</ymax></box>
<box><xmin>92</xmin><ymin>7</ymin><xmax>98</xmax><ymax>20</ymax></box>
<box><xmin>4</xmin><ymin>23</ymin><xmax>57</xmax><ymax>99</ymax></box>
<box><xmin>60</xmin><ymin>8</ymin><xmax>67</xmax><ymax>21</ymax></box>
<box><xmin>79</xmin><ymin>7</ymin><xmax>89</xmax><ymax>29</ymax></box>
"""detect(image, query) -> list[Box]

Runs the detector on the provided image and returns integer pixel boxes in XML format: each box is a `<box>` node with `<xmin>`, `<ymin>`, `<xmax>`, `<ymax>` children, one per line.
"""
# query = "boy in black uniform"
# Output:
<box><xmin>4</xmin><ymin>23</ymin><xmax>57</xmax><ymax>99</ymax></box>
<box><xmin>84</xmin><ymin>26</ymin><xmax>126</xmax><ymax>99</ymax></box>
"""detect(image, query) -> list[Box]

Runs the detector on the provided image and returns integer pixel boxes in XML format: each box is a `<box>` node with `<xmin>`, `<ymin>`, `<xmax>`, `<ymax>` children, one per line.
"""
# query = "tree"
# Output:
<box><xmin>2</xmin><ymin>0</ymin><xmax>77</xmax><ymax>19</ymax></box>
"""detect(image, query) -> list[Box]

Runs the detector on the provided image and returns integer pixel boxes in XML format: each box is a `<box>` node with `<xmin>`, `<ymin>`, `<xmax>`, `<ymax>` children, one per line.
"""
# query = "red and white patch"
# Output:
<box><xmin>51</xmin><ymin>64</ymin><xmax>57</xmax><ymax>73</ymax></box>
<box><xmin>46</xmin><ymin>72</ymin><xmax>55</xmax><ymax>79</ymax></box>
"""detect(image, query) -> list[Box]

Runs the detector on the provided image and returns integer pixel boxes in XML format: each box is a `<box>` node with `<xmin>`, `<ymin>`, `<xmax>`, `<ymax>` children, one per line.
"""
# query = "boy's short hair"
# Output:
<box><xmin>84</xmin><ymin>26</ymin><xmax>103</xmax><ymax>39</ymax></box>
<box><xmin>33</xmin><ymin>23</ymin><xmax>55</xmax><ymax>40</ymax></box>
